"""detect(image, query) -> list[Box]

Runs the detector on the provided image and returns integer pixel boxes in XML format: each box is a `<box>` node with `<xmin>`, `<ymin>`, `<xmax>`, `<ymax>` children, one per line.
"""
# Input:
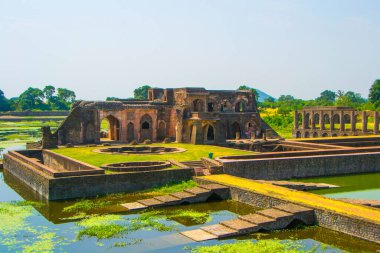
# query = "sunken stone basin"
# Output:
<box><xmin>101</xmin><ymin>161</ymin><xmax>172</xmax><ymax>172</ymax></box>
<box><xmin>94</xmin><ymin>146</ymin><xmax>186</xmax><ymax>155</ymax></box>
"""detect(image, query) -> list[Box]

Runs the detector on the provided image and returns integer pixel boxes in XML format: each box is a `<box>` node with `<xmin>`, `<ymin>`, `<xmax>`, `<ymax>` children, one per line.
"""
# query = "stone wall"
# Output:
<box><xmin>4</xmin><ymin>150</ymin><xmax>194</xmax><ymax>200</ymax></box>
<box><xmin>42</xmin><ymin>150</ymin><xmax>103</xmax><ymax>173</ymax></box>
<box><xmin>195</xmin><ymin>178</ymin><xmax>380</xmax><ymax>243</ymax></box>
<box><xmin>220</xmin><ymin>151</ymin><xmax>380</xmax><ymax>180</ymax></box>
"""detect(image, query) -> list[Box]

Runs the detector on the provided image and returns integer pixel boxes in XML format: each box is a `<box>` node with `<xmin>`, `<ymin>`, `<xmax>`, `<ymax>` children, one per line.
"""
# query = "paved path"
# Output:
<box><xmin>255</xmin><ymin>180</ymin><xmax>338</xmax><ymax>191</ymax></box>
<box><xmin>121</xmin><ymin>184</ymin><xmax>230</xmax><ymax>211</ymax></box>
<box><xmin>337</xmin><ymin>198</ymin><xmax>380</xmax><ymax>208</ymax></box>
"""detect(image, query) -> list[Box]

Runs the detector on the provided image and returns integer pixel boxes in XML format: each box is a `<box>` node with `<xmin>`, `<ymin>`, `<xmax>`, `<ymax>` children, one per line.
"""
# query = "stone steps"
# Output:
<box><xmin>121</xmin><ymin>184</ymin><xmax>230</xmax><ymax>211</ymax></box>
<box><xmin>181</xmin><ymin>160</ymin><xmax>205</xmax><ymax>168</ymax></box>
<box><xmin>255</xmin><ymin>180</ymin><xmax>338</xmax><ymax>191</ymax></box>
<box><xmin>181</xmin><ymin>203</ymin><xmax>315</xmax><ymax>241</ymax></box>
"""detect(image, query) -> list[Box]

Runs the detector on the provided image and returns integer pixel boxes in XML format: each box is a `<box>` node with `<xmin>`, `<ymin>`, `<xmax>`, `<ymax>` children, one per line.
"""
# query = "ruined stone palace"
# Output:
<box><xmin>45</xmin><ymin>87</ymin><xmax>275</xmax><ymax>147</ymax></box>
<box><xmin>293</xmin><ymin>106</ymin><xmax>380</xmax><ymax>138</ymax></box>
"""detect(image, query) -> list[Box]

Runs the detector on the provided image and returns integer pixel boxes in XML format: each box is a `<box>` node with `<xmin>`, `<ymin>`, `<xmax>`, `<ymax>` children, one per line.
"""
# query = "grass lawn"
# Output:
<box><xmin>52</xmin><ymin>143</ymin><xmax>254</xmax><ymax>167</ymax></box>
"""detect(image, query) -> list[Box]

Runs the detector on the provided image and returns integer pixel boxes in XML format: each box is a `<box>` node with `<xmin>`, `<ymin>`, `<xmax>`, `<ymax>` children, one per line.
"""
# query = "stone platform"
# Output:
<box><xmin>337</xmin><ymin>198</ymin><xmax>380</xmax><ymax>208</ymax></box>
<box><xmin>255</xmin><ymin>180</ymin><xmax>338</xmax><ymax>191</ymax></box>
<box><xmin>121</xmin><ymin>184</ymin><xmax>230</xmax><ymax>211</ymax></box>
<box><xmin>181</xmin><ymin>203</ymin><xmax>315</xmax><ymax>241</ymax></box>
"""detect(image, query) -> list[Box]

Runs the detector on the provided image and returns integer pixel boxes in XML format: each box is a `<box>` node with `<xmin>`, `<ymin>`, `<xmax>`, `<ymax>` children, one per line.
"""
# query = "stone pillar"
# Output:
<box><xmin>330</xmin><ymin>112</ymin><xmax>334</xmax><ymax>131</ymax></box>
<box><xmin>320</xmin><ymin>111</ymin><xmax>324</xmax><ymax>130</ymax></box>
<box><xmin>351</xmin><ymin>111</ymin><xmax>356</xmax><ymax>132</ymax></box>
<box><xmin>340</xmin><ymin>111</ymin><xmax>345</xmax><ymax>131</ymax></box>
<box><xmin>302</xmin><ymin>111</ymin><xmax>306</xmax><ymax>129</ymax></box>
<box><xmin>311</xmin><ymin>111</ymin><xmax>315</xmax><ymax>130</ymax></box>
<box><xmin>374</xmin><ymin>111</ymin><xmax>379</xmax><ymax>134</ymax></box>
<box><xmin>362</xmin><ymin>111</ymin><xmax>367</xmax><ymax>133</ymax></box>
<box><xmin>294</xmin><ymin>111</ymin><xmax>299</xmax><ymax>129</ymax></box>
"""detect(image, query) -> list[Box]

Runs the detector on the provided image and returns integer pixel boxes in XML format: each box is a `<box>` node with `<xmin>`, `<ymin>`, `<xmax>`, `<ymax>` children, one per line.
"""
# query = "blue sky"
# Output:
<box><xmin>0</xmin><ymin>0</ymin><xmax>379</xmax><ymax>100</ymax></box>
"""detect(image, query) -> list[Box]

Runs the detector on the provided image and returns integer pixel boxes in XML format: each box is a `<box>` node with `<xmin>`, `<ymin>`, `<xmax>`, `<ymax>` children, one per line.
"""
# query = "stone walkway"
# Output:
<box><xmin>181</xmin><ymin>203</ymin><xmax>315</xmax><ymax>241</ymax></box>
<box><xmin>121</xmin><ymin>184</ymin><xmax>230</xmax><ymax>211</ymax></box>
<box><xmin>337</xmin><ymin>198</ymin><xmax>380</xmax><ymax>208</ymax></box>
<box><xmin>255</xmin><ymin>180</ymin><xmax>339</xmax><ymax>191</ymax></box>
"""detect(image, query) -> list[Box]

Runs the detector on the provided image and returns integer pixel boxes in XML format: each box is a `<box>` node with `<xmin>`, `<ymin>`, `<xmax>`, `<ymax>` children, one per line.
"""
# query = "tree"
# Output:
<box><xmin>369</xmin><ymin>79</ymin><xmax>380</xmax><ymax>108</ymax></box>
<box><xmin>335</xmin><ymin>91</ymin><xmax>366</xmax><ymax>108</ymax></box>
<box><xmin>134</xmin><ymin>85</ymin><xmax>151</xmax><ymax>100</ymax></box>
<box><xmin>17</xmin><ymin>87</ymin><xmax>45</xmax><ymax>111</ymax></box>
<box><xmin>43</xmin><ymin>85</ymin><xmax>56</xmax><ymax>100</ymax></box>
<box><xmin>278</xmin><ymin>95</ymin><xmax>295</xmax><ymax>102</ymax></box>
<box><xmin>317</xmin><ymin>90</ymin><xmax>336</xmax><ymax>104</ymax></box>
<box><xmin>237</xmin><ymin>85</ymin><xmax>259</xmax><ymax>101</ymax></box>
<box><xmin>0</xmin><ymin>89</ymin><xmax>10</xmax><ymax>111</ymax></box>
<box><xmin>57</xmin><ymin>88</ymin><xmax>76</xmax><ymax>104</ymax></box>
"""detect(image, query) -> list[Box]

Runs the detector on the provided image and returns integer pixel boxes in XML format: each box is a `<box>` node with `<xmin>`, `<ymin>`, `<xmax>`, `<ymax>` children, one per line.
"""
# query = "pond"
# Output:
<box><xmin>294</xmin><ymin>172</ymin><xmax>380</xmax><ymax>200</ymax></box>
<box><xmin>0</xmin><ymin>117</ymin><xmax>64</xmax><ymax>158</ymax></box>
<box><xmin>0</xmin><ymin>170</ymin><xmax>379</xmax><ymax>252</ymax></box>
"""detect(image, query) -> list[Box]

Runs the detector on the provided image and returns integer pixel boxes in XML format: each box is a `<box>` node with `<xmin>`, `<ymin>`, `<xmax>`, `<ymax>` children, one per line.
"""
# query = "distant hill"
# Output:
<box><xmin>256</xmin><ymin>89</ymin><xmax>275</xmax><ymax>102</ymax></box>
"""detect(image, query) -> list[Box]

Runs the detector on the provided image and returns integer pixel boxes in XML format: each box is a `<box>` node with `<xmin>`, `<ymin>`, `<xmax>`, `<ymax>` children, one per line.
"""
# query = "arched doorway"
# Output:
<box><xmin>205</xmin><ymin>125</ymin><xmax>215</xmax><ymax>142</ymax></box>
<box><xmin>140</xmin><ymin>114</ymin><xmax>153</xmax><ymax>141</ymax></box>
<box><xmin>235</xmin><ymin>101</ymin><xmax>245</xmax><ymax>112</ymax></box>
<box><xmin>157</xmin><ymin>121</ymin><xmax>166</xmax><ymax>141</ymax></box>
<box><xmin>344</xmin><ymin>114</ymin><xmax>351</xmax><ymax>131</ymax></box>
<box><xmin>100</xmin><ymin>115</ymin><xmax>120</xmax><ymax>141</ymax></box>
<box><xmin>304</xmin><ymin>132</ymin><xmax>310</xmax><ymax>138</ymax></box>
<box><xmin>193</xmin><ymin>99</ymin><xmax>204</xmax><ymax>112</ymax></box>
<box><xmin>127</xmin><ymin>122</ymin><xmax>135</xmax><ymax>142</ymax></box>
<box><xmin>332</xmin><ymin>114</ymin><xmax>340</xmax><ymax>130</ymax></box>
<box><xmin>296</xmin><ymin>131</ymin><xmax>301</xmax><ymax>138</ymax></box>
<box><xmin>313</xmin><ymin>114</ymin><xmax>320</xmax><ymax>129</ymax></box>
<box><xmin>313</xmin><ymin>132</ymin><xmax>318</xmax><ymax>138</ymax></box>
<box><xmin>207</xmin><ymin>100</ymin><xmax>217</xmax><ymax>112</ymax></box>
<box><xmin>231</xmin><ymin>122</ymin><xmax>241</xmax><ymax>139</ymax></box>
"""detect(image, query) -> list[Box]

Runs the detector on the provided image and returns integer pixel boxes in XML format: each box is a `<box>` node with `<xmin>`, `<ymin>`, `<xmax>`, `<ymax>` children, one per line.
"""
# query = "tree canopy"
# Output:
<box><xmin>369</xmin><ymin>79</ymin><xmax>380</xmax><ymax>108</ymax></box>
<box><xmin>0</xmin><ymin>86</ymin><xmax>76</xmax><ymax>112</ymax></box>
<box><xmin>133</xmin><ymin>85</ymin><xmax>151</xmax><ymax>100</ymax></box>
<box><xmin>237</xmin><ymin>85</ymin><xmax>259</xmax><ymax>101</ymax></box>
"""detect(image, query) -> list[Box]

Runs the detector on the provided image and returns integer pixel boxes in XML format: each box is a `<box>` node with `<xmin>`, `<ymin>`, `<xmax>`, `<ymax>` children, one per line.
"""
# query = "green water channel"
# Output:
<box><xmin>294</xmin><ymin>172</ymin><xmax>380</xmax><ymax>200</ymax></box>
<box><xmin>0</xmin><ymin>170</ymin><xmax>379</xmax><ymax>252</ymax></box>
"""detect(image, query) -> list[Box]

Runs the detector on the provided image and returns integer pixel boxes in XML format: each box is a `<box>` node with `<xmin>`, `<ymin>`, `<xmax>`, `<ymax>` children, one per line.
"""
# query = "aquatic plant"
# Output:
<box><xmin>188</xmin><ymin>240</ymin><xmax>320</xmax><ymax>253</ymax></box>
<box><xmin>63</xmin><ymin>199</ymin><xmax>112</xmax><ymax>213</ymax></box>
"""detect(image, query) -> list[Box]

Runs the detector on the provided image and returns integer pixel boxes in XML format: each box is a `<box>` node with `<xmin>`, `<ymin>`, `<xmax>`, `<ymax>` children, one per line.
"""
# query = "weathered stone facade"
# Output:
<box><xmin>293</xmin><ymin>106</ymin><xmax>380</xmax><ymax>138</ymax></box>
<box><xmin>47</xmin><ymin>88</ymin><xmax>274</xmax><ymax>146</ymax></box>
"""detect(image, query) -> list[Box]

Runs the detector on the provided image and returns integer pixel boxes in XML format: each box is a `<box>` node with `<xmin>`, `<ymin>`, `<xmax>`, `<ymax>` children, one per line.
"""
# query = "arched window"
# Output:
<box><xmin>142</xmin><ymin>122</ymin><xmax>150</xmax><ymax>129</ymax></box>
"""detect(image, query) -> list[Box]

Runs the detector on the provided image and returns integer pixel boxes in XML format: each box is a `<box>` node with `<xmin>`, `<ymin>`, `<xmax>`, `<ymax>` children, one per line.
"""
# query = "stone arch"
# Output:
<box><xmin>332</xmin><ymin>133</ymin><xmax>338</xmax><ymax>137</ymax></box>
<box><xmin>323</xmin><ymin>114</ymin><xmax>330</xmax><ymax>130</ymax></box>
<box><xmin>157</xmin><ymin>121</ymin><xmax>166</xmax><ymax>141</ymax></box>
<box><xmin>126</xmin><ymin>122</ymin><xmax>135</xmax><ymax>142</ymax></box>
<box><xmin>221</xmin><ymin>99</ymin><xmax>232</xmax><ymax>112</ymax></box>
<box><xmin>312</xmin><ymin>113</ymin><xmax>320</xmax><ymax>129</ymax></box>
<box><xmin>204</xmin><ymin>124</ymin><xmax>215</xmax><ymax>142</ymax></box>
<box><xmin>231</xmin><ymin>122</ymin><xmax>242</xmax><ymax>139</ymax></box>
<box><xmin>100</xmin><ymin>115</ymin><xmax>121</xmax><ymax>141</ymax></box>
<box><xmin>304</xmin><ymin>113</ymin><xmax>310</xmax><ymax>129</ymax></box>
<box><xmin>304</xmin><ymin>131</ymin><xmax>310</xmax><ymax>138</ymax></box>
<box><xmin>367</xmin><ymin>115</ymin><xmax>374</xmax><ymax>132</ymax></box>
<box><xmin>193</xmin><ymin>99</ymin><xmax>205</xmax><ymax>112</ymax></box>
<box><xmin>313</xmin><ymin>132</ymin><xmax>318</xmax><ymax>138</ymax></box>
<box><xmin>322</xmin><ymin>132</ymin><xmax>328</xmax><ymax>137</ymax></box>
<box><xmin>207</xmin><ymin>99</ymin><xmax>218</xmax><ymax>112</ymax></box>
<box><xmin>354</xmin><ymin>114</ymin><xmax>360</xmax><ymax>131</ymax></box>
<box><xmin>235</xmin><ymin>100</ymin><xmax>246</xmax><ymax>112</ymax></box>
<box><xmin>140</xmin><ymin>114</ymin><xmax>153</xmax><ymax>141</ymax></box>
<box><xmin>344</xmin><ymin>114</ymin><xmax>351</xmax><ymax>131</ymax></box>
<box><xmin>296</xmin><ymin>131</ymin><xmax>301</xmax><ymax>138</ymax></box>
<box><xmin>332</xmin><ymin>114</ymin><xmax>340</xmax><ymax>130</ymax></box>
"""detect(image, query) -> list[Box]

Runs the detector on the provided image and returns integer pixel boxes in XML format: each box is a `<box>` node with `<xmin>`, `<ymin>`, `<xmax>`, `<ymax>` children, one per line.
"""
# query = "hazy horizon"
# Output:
<box><xmin>1</xmin><ymin>0</ymin><xmax>379</xmax><ymax>100</ymax></box>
